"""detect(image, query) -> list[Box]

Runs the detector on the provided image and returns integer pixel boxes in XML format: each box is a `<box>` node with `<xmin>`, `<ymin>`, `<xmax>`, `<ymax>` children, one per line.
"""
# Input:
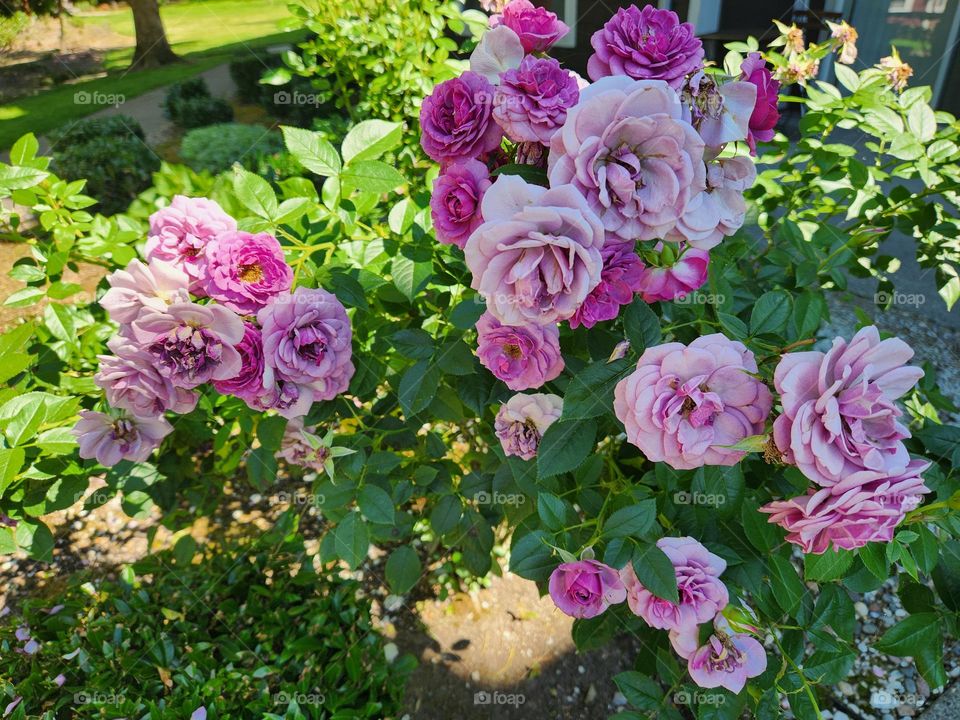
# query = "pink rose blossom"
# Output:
<box><xmin>681</xmin><ymin>71</ymin><xmax>756</xmax><ymax>149</ymax></box>
<box><xmin>491</xmin><ymin>0</ymin><xmax>569</xmax><ymax>54</ymax></box>
<box><xmin>636</xmin><ymin>244</ymin><xmax>709</xmax><ymax>303</ymax></box>
<box><xmin>621</xmin><ymin>537</ymin><xmax>728</xmax><ymax>631</ymax></box>
<box><xmin>587</xmin><ymin>5</ymin><xmax>704</xmax><ymax>89</ymax></box>
<box><xmin>96</xmin><ymin>337</ymin><xmax>198</xmax><ymax>417</ymax></box>
<box><xmin>145</xmin><ymin>195</ymin><xmax>236</xmax><ymax>290</ymax></box>
<box><xmin>430</xmin><ymin>160</ymin><xmax>492</xmax><ymax>249</ymax></box>
<box><xmin>614</xmin><ymin>334</ymin><xmax>772</xmax><ymax>469</ymax></box>
<box><xmin>73</xmin><ymin>410</ymin><xmax>172</xmax><ymax>467</ymax></box>
<box><xmin>740</xmin><ymin>52</ymin><xmax>781</xmax><ymax>154</ymax></box>
<box><xmin>419</xmin><ymin>71</ymin><xmax>504</xmax><ymax>165</ymax></box>
<box><xmin>493</xmin><ymin>55</ymin><xmax>580</xmax><ymax>145</ymax></box>
<box><xmin>476</xmin><ymin>311</ymin><xmax>563</xmax><ymax>390</ymax></box>
<box><xmin>212</xmin><ymin>322</ymin><xmax>266</xmax><ymax>404</ymax></box>
<box><xmin>100</xmin><ymin>259</ymin><xmax>190</xmax><ymax>326</ymax></box>
<box><xmin>495</xmin><ymin>392</ymin><xmax>563</xmax><ymax>460</ymax></box>
<box><xmin>761</xmin><ymin>459</ymin><xmax>930</xmax><ymax>554</ymax></box>
<box><xmin>773</xmin><ymin>326</ymin><xmax>923</xmax><ymax>488</ymax></box>
<box><xmin>203</xmin><ymin>231</ymin><xmax>293</xmax><ymax>315</ymax></box>
<box><xmin>464</xmin><ymin>176</ymin><xmax>604</xmax><ymax>326</ymax></box>
<box><xmin>277</xmin><ymin>418</ymin><xmax>331</xmax><ymax>473</ymax></box>
<box><xmin>469</xmin><ymin>25</ymin><xmax>523</xmax><ymax>84</ymax></box>
<box><xmin>568</xmin><ymin>241</ymin><xmax>645</xmax><ymax>329</ymax></box>
<box><xmin>688</xmin><ymin>631</ymin><xmax>767</xmax><ymax>693</ymax></box>
<box><xmin>666</xmin><ymin>156</ymin><xmax>756</xmax><ymax>250</ymax></box>
<box><xmin>258</xmin><ymin>287</ymin><xmax>354</xmax><ymax>403</ymax></box>
<box><xmin>548</xmin><ymin>76</ymin><xmax>706</xmax><ymax>243</ymax></box>
<box><xmin>548</xmin><ymin>559</ymin><xmax>626</xmax><ymax>619</ymax></box>
<box><xmin>132</xmin><ymin>301</ymin><xmax>244</xmax><ymax>389</ymax></box>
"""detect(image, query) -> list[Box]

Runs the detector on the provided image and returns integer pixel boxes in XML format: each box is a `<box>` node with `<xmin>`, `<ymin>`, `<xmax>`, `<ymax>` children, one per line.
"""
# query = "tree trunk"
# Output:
<box><xmin>127</xmin><ymin>0</ymin><xmax>178</xmax><ymax>70</ymax></box>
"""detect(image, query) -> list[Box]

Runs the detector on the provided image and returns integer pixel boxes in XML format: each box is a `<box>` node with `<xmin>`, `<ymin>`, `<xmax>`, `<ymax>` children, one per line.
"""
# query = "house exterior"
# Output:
<box><xmin>498</xmin><ymin>0</ymin><xmax>960</xmax><ymax>111</ymax></box>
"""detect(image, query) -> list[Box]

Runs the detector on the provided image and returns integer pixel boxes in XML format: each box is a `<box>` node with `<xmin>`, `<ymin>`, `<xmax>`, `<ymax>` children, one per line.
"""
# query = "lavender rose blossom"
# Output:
<box><xmin>203</xmin><ymin>231</ymin><xmax>293</xmax><ymax>314</ymax></box>
<box><xmin>133</xmin><ymin>301</ymin><xmax>244</xmax><ymax>389</ymax></box>
<box><xmin>548</xmin><ymin>560</ymin><xmax>626</xmax><ymax>619</ymax></box>
<box><xmin>430</xmin><ymin>160</ymin><xmax>492</xmax><ymax>249</ymax></box>
<box><xmin>100</xmin><ymin>259</ymin><xmax>190</xmax><ymax>326</ymax></box>
<box><xmin>464</xmin><ymin>176</ymin><xmax>604</xmax><ymax>326</ymax></box>
<box><xmin>614</xmin><ymin>334</ymin><xmax>772</xmax><ymax>469</ymax></box>
<box><xmin>490</xmin><ymin>0</ymin><xmax>569</xmax><ymax>54</ymax></box>
<box><xmin>495</xmin><ymin>392</ymin><xmax>563</xmax><ymax>460</ymax></box>
<box><xmin>568</xmin><ymin>241</ymin><xmax>645</xmax><ymax>329</ymax></box>
<box><xmin>145</xmin><ymin>195</ymin><xmax>236</xmax><ymax>289</ymax></box>
<box><xmin>688</xmin><ymin>631</ymin><xmax>767</xmax><ymax>694</ymax></box>
<box><xmin>548</xmin><ymin>76</ymin><xmax>706</xmax><ymax>243</ymax></box>
<box><xmin>258</xmin><ymin>287</ymin><xmax>355</xmax><ymax>403</ymax></box>
<box><xmin>95</xmin><ymin>337</ymin><xmax>198</xmax><ymax>417</ymax></box>
<box><xmin>73</xmin><ymin>410</ymin><xmax>172</xmax><ymax>467</ymax></box>
<box><xmin>772</xmin><ymin>325</ymin><xmax>923</xmax><ymax>487</ymax></box>
<box><xmin>587</xmin><ymin>5</ymin><xmax>704</xmax><ymax>89</ymax></box>
<box><xmin>419</xmin><ymin>71</ymin><xmax>504</xmax><ymax>165</ymax></box>
<box><xmin>476</xmin><ymin>311</ymin><xmax>564</xmax><ymax>390</ymax></box>
<box><xmin>493</xmin><ymin>55</ymin><xmax>580</xmax><ymax>145</ymax></box>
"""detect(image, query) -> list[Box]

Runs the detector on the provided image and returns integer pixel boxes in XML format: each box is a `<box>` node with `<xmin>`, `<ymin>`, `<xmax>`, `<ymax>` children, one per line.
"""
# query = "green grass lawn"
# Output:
<box><xmin>0</xmin><ymin>0</ymin><xmax>302</xmax><ymax>150</ymax></box>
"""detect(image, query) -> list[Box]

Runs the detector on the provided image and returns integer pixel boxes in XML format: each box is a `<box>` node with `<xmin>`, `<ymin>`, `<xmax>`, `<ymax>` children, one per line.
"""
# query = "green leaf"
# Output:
<box><xmin>932</xmin><ymin>540</ymin><xmax>960</xmax><ymax>612</ymax></box>
<box><xmin>391</xmin><ymin>329</ymin><xmax>434</xmax><ymax>360</ymax></box>
<box><xmin>742</xmin><ymin>500</ymin><xmax>780</xmax><ymax>552</ymax></box>
<box><xmin>398</xmin><ymin>360</ymin><xmax>440</xmax><ymax>418</ymax></box>
<box><xmin>341</xmin><ymin>120</ymin><xmax>403</xmax><ymax>163</ymax></box>
<box><xmin>750</xmin><ymin>290</ymin><xmax>792</xmax><ymax>336</ymax></box>
<box><xmin>246</xmin><ymin>446</ymin><xmax>278</xmax><ymax>490</ymax></box>
<box><xmin>385</xmin><ymin>546</ymin><xmax>422</xmax><ymax>594</ymax></box>
<box><xmin>3</xmin><ymin>287</ymin><xmax>45</xmax><ymax>308</ymax></box>
<box><xmin>623</xmin><ymin>299</ymin><xmax>661</xmax><ymax>351</ymax></box>
<box><xmin>256</xmin><ymin>416</ymin><xmax>287</xmax><ymax>453</ymax></box>
<box><xmin>875</xmin><ymin>612</ymin><xmax>945</xmax><ymax>686</ymax></box>
<box><xmin>602</xmin><ymin>500</ymin><xmax>656</xmax><ymax>539</ymax></box>
<box><xmin>769</xmin><ymin>555</ymin><xmax>806</xmax><ymax>615</ymax></box>
<box><xmin>571</xmin><ymin>613</ymin><xmax>616</xmax><ymax>651</ymax></box>
<box><xmin>358</xmin><ymin>485</ymin><xmax>395</xmax><ymax>525</ymax></box>
<box><xmin>0</xmin><ymin>393</ymin><xmax>49</xmax><ymax>447</ymax></box>
<box><xmin>509</xmin><ymin>530</ymin><xmax>555</xmax><ymax>582</ymax></box>
<box><xmin>561</xmin><ymin>358</ymin><xmax>630</xmax><ymax>420</ymax></box>
<box><xmin>10</xmin><ymin>133</ymin><xmax>39</xmax><ymax>165</ymax></box>
<box><xmin>0</xmin><ymin>165</ymin><xmax>48</xmax><ymax>190</ymax></box>
<box><xmin>907</xmin><ymin>102</ymin><xmax>937</xmax><ymax>142</ymax></box>
<box><xmin>429</xmin><ymin>495</ymin><xmax>462</xmax><ymax>537</ymax></box>
<box><xmin>790</xmin><ymin>290</ymin><xmax>826</xmax><ymax>339</ymax></box>
<box><xmin>281</xmin><ymin>126</ymin><xmax>341</xmax><ymax>177</ymax></box>
<box><xmin>341</xmin><ymin>160</ymin><xmax>405</xmax><ymax>195</ymax></box>
<box><xmin>16</xmin><ymin>520</ymin><xmax>54</xmax><ymax>561</ymax></box>
<box><xmin>804</xmin><ymin>549</ymin><xmax>854</xmax><ymax>582</ymax></box>
<box><xmin>859</xmin><ymin>542</ymin><xmax>889</xmax><ymax>580</ymax></box>
<box><xmin>391</xmin><ymin>255</ymin><xmax>432</xmax><ymax>302</ymax></box>
<box><xmin>811</xmin><ymin>584</ymin><xmax>854</xmax><ymax>640</ymax></box>
<box><xmin>632</xmin><ymin>542</ymin><xmax>679</xmax><ymax>604</ymax></box>
<box><xmin>333</xmin><ymin>512</ymin><xmax>369</xmax><ymax>570</ymax></box>
<box><xmin>34</xmin><ymin>427</ymin><xmax>76</xmax><ymax>454</ymax></box>
<box><xmin>536</xmin><ymin>419</ymin><xmax>597</xmax><ymax>479</ymax></box>
<box><xmin>491</xmin><ymin>163</ymin><xmax>548</xmax><ymax>186</ymax></box>
<box><xmin>612</xmin><ymin>672</ymin><xmax>661</xmax><ymax>711</ymax></box>
<box><xmin>537</xmin><ymin>492</ymin><xmax>567</xmax><ymax>532</ymax></box>
<box><xmin>0</xmin><ymin>447</ymin><xmax>25</xmax><ymax>495</ymax></box>
<box><xmin>833</xmin><ymin>64</ymin><xmax>860</xmax><ymax>92</ymax></box>
<box><xmin>232</xmin><ymin>167</ymin><xmax>278</xmax><ymax>220</ymax></box>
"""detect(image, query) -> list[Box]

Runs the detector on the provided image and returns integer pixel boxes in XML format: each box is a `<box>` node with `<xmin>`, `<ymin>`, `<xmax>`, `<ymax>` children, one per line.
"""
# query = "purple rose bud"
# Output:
<box><xmin>419</xmin><ymin>71</ymin><xmax>504</xmax><ymax>165</ymax></box>
<box><xmin>740</xmin><ymin>52</ymin><xmax>781</xmax><ymax>155</ymax></box>
<box><xmin>491</xmin><ymin>0</ymin><xmax>569</xmax><ymax>54</ymax></box>
<box><xmin>430</xmin><ymin>160</ymin><xmax>492</xmax><ymax>249</ymax></box>
<box><xmin>203</xmin><ymin>231</ymin><xmax>293</xmax><ymax>315</ymax></box>
<box><xmin>548</xmin><ymin>559</ymin><xmax>626</xmax><ymax>619</ymax></box>
<box><xmin>587</xmin><ymin>5</ymin><xmax>704</xmax><ymax>89</ymax></box>
<box><xmin>72</xmin><ymin>410</ymin><xmax>172</xmax><ymax>467</ymax></box>
<box><xmin>476</xmin><ymin>311</ymin><xmax>563</xmax><ymax>391</ymax></box>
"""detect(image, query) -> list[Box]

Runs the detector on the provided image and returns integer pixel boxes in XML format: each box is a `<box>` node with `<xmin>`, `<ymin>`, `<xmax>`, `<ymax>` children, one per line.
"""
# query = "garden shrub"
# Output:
<box><xmin>229</xmin><ymin>50</ymin><xmax>284</xmax><ymax>104</ymax></box>
<box><xmin>179</xmin><ymin>123</ymin><xmax>283</xmax><ymax>174</ymax></box>
<box><xmin>47</xmin><ymin>115</ymin><xmax>159</xmax><ymax>215</ymax></box>
<box><xmin>163</xmin><ymin>77</ymin><xmax>235</xmax><ymax>129</ymax></box>
<box><xmin>0</xmin><ymin>529</ymin><xmax>414</xmax><ymax>718</ymax></box>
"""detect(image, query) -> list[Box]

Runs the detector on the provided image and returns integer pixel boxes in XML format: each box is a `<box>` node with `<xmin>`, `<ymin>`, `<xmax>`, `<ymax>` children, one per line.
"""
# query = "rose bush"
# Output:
<box><xmin>1</xmin><ymin>1</ymin><xmax>960</xmax><ymax>718</ymax></box>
